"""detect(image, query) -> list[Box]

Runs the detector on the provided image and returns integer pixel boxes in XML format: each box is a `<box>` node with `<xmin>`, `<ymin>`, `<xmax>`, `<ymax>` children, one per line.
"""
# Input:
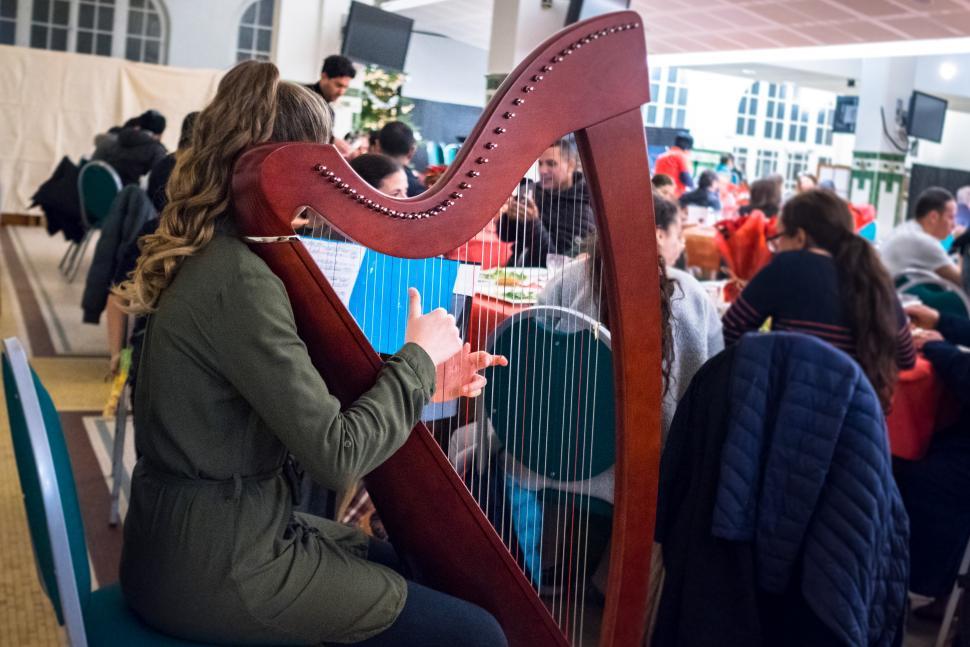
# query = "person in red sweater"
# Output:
<box><xmin>654</xmin><ymin>134</ymin><xmax>694</xmax><ymax>197</ymax></box>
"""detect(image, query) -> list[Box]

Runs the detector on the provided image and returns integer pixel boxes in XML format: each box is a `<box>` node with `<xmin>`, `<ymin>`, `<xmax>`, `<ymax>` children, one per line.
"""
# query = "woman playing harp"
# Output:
<box><xmin>115</xmin><ymin>61</ymin><xmax>508</xmax><ymax>646</ymax></box>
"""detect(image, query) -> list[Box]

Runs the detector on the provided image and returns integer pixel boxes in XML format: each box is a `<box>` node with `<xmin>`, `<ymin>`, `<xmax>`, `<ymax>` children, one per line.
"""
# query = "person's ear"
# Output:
<box><xmin>794</xmin><ymin>227</ymin><xmax>808</xmax><ymax>247</ymax></box>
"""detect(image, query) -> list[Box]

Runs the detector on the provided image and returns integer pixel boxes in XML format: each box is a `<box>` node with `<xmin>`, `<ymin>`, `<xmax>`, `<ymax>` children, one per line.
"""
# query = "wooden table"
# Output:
<box><xmin>683</xmin><ymin>225</ymin><xmax>720</xmax><ymax>278</ymax></box>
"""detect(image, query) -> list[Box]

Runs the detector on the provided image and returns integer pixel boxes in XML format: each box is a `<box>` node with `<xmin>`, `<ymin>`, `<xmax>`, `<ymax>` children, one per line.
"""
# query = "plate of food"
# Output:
<box><xmin>476</xmin><ymin>268</ymin><xmax>547</xmax><ymax>304</ymax></box>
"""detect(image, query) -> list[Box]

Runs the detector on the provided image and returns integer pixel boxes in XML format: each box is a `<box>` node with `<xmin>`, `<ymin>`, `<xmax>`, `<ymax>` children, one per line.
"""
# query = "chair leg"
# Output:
<box><xmin>58</xmin><ymin>241</ymin><xmax>78</xmax><ymax>272</ymax></box>
<box><xmin>67</xmin><ymin>230</ymin><xmax>93</xmax><ymax>283</ymax></box>
<box><xmin>936</xmin><ymin>539</ymin><xmax>970</xmax><ymax>647</ymax></box>
<box><xmin>108</xmin><ymin>381</ymin><xmax>130</xmax><ymax>527</ymax></box>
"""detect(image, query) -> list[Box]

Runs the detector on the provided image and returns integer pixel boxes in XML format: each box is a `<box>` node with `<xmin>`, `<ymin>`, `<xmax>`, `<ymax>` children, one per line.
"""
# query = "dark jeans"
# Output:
<box><xmin>340</xmin><ymin>539</ymin><xmax>508</xmax><ymax>647</ymax></box>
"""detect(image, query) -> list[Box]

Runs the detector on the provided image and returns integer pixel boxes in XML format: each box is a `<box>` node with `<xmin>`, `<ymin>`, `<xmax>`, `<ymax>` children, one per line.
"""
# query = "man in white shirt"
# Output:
<box><xmin>882</xmin><ymin>187</ymin><xmax>960</xmax><ymax>286</ymax></box>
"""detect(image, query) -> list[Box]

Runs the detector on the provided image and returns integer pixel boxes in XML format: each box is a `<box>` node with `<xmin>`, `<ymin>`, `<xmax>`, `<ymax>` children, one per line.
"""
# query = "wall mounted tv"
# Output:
<box><xmin>907</xmin><ymin>90</ymin><xmax>948</xmax><ymax>143</ymax></box>
<box><xmin>565</xmin><ymin>0</ymin><xmax>631</xmax><ymax>25</ymax></box>
<box><xmin>832</xmin><ymin>95</ymin><xmax>858</xmax><ymax>134</ymax></box>
<box><xmin>341</xmin><ymin>1</ymin><xmax>414</xmax><ymax>71</ymax></box>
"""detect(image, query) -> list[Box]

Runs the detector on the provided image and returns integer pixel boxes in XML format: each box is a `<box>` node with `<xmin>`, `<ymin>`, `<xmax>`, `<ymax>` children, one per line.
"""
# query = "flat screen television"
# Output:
<box><xmin>832</xmin><ymin>95</ymin><xmax>858</xmax><ymax>134</ymax></box>
<box><xmin>341</xmin><ymin>2</ymin><xmax>413</xmax><ymax>71</ymax></box>
<box><xmin>907</xmin><ymin>90</ymin><xmax>948</xmax><ymax>143</ymax></box>
<box><xmin>565</xmin><ymin>0</ymin><xmax>630</xmax><ymax>25</ymax></box>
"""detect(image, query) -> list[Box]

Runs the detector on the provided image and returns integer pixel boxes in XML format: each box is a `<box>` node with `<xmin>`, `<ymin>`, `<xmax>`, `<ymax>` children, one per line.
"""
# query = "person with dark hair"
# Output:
<box><xmin>679</xmin><ymin>169</ymin><xmax>721</xmax><ymax>211</ymax></box>
<box><xmin>722</xmin><ymin>189</ymin><xmax>916</xmax><ymax>410</ymax></box>
<box><xmin>147</xmin><ymin>111</ymin><xmax>199</xmax><ymax>213</ymax></box>
<box><xmin>350</xmin><ymin>153</ymin><xmax>407</xmax><ymax>198</ymax></box>
<box><xmin>652</xmin><ymin>173</ymin><xmax>676</xmax><ymax>202</ymax></box>
<box><xmin>94</xmin><ymin>109</ymin><xmax>168</xmax><ymax>185</ymax></box>
<box><xmin>882</xmin><ymin>186</ymin><xmax>959</xmax><ymax>285</ymax></box>
<box><xmin>497</xmin><ymin>137</ymin><xmax>595</xmax><ymax>267</ymax></box>
<box><xmin>896</xmin><ymin>302</ymin><xmax>970</xmax><ymax>616</ymax></box>
<box><xmin>375</xmin><ymin>121</ymin><xmax>423</xmax><ymax>197</ymax></box>
<box><xmin>653</xmin><ymin>134</ymin><xmax>694</xmax><ymax>196</ymax></box>
<box><xmin>306</xmin><ymin>54</ymin><xmax>356</xmax><ymax>106</ymax></box>
<box><xmin>738</xmin><ymin>176</ymin><xmax>782</xmax><ymax>218</ymax></box>
<box><xmin>715</xmin><ymin>153</ymin><xmax>743</xmax><ymax>185</ymax></box>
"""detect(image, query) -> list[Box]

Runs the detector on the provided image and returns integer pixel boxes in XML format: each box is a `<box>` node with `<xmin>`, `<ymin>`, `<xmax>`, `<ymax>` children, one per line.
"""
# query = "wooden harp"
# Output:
<box><xmin>232</xmin><ymin>11</ymin><xmax>660</xmax><ymax>646</ymax></box>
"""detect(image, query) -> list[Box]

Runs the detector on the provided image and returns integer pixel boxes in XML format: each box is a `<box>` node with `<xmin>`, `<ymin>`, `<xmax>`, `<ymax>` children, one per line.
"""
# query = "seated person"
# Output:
<box><xmin>652</xmin><ymin>173</ymin><xmax>677</xmax><ymax>202</ymax></box>
<box><xmin>114</xmin><ymin>61</ymin><xmax>508</xmax><ymax>646</ymax></box>
<box><xmin>882</xmin><ymin>187</ymin><xmax>960</xmax><ymax>286</ymax></box>
<box><xmin>722</xmin><ymin>189</ymin><xmax>915</xmax><ymax>410</ymax></box>
<box><xmin>349</xmin><ymin>153</ymin><xmax>408</xmax><ymax>198</ymax></box>
<box><xmin>374</xmin><ymin>121</ymin><xmax>424</xmax><ymax>197</ymax></box>
<box><xmin>538</xmin><ymin>195</ymin><xmax>720</xmax><ymax>440</ymax></box>
<box><xmin>679</xmin><ymin>169</ymin><xmax>721</xmax><ymax>212</ymax></box>
<box><xmin>497</xmin><ymin>136</ymin><xmax>595</xmax><ymax>267</ymax></box>
<box><xmin>957</xmin><ymin>185</ymin><xmax>970</xmax><ymax>229</ymax></box>
<box><xmin>737</xmin><ymin>176</ymin><xmax>782</xmax><ymax>218</ymax></box>
<box><xmin>653</xmin><ymin>134</ymin><xmax>693</xmax><ymax>196</ymax></box>
<box><xmin>94</xmin><ymin>109</ymin><xmax>168</xmax><ymax>185</ymax></box>
<box><xmin>92</xmin><ymin>116</ymin><xmax>139</xmax><ymax>160</ymax></box>
<box><xmin>898</xmin><ymin>303</ymin><xmax>970</xmax><ymax>614</ymax></box>
<box><xmin>715</xmin><ymin>153</ymin><xmax>743</xmax><ymax>186</ymax></box>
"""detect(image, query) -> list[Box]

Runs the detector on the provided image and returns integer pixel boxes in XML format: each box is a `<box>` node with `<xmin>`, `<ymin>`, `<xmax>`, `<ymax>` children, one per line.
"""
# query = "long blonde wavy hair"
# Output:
<box><xmin>115</xmin><ymin>60</ymin><xmax>332</xmax><ymax>314</ymax></box>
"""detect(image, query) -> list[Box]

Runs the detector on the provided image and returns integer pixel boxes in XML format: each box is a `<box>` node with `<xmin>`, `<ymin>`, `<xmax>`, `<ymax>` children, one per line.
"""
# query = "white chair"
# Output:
<box><xmin>935</xmin><ymin>536</ymin><xmax>970</xmax><ymax>647</ymax></box>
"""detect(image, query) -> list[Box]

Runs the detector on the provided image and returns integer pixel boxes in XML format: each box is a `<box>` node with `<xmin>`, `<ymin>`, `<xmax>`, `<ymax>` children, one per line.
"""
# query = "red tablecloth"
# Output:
<box><xmin>467</xmin><ymin>295</ymin><xmax>529</xmax><ymax>351</ymax></box>
<box><xmin>445</xmin><ymin>223</ymin><xmax>513</xmax><ymax>269</ymax></box>
<box><xmin>887</xmin><ymin>356</ymin><xmax>959</xmax><ymax>460</ymax></box>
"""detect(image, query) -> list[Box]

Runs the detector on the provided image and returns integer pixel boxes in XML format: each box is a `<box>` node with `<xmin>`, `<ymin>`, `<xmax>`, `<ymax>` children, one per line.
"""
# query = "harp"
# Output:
<box><xmin>232</xmin><ymin>11</ymin><xmax>660</xmax><ymax>646</ymax></box>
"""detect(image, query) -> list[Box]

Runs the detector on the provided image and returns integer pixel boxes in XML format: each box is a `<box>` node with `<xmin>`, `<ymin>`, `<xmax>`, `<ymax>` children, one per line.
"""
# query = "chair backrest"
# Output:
<box><xmin>78</xmin><ymin>161</ymin><xmax>122</xmax><ymax>229</ymax></box>
<box><xmin>2</xmin><ymin>337</ymin><xmax>91</xmax><ymax>646</ymax></box>
<box><xmin>484</xmin><ymin>306</ymin><xmax>615</xmax><ymax>482</ymax></box>
<box><xmin>895</xmin><ymin>268</ymin><xmax>970</xmax><ymax>319</ymax></box>
<box><xmin>424</xmin><ymin>141</ymin><xmax>444</xmax><ymax>167</ymax></box>
<box><xmin>442</xmin><ymin>143</ymin><xmax>460</xmax><ymax>165</ymax></box>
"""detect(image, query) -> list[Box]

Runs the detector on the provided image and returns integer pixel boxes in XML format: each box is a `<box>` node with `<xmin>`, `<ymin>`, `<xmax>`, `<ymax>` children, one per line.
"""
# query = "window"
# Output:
<box><xmin>236</xmin><ymin>0</ymin><xmax>274</xmax><ymax>62</ymax></box>
<box><xmin>785</xmin><ymin>152</ymin><xmax>809</xmax><ymax>190</ymax></box>
<box><xmin>764</xmin><ymin>83</ymin><xmax>789</xmax><ymax>140</ymax></box>
<box><xmin>755</xmin><ymin>149</ymin><xmax>778</xmax><ymax>179</ymax></box>
<box><xmin>733</xmin><ymin>146</ymin><xmax>749</xmax><ymax>181</ymax></box>
<box><xmin>76</xmin><ymin>0</ymin><xmax>114</xmax><ymax>56</ymax></box>
<box><xmin>126</xmin><ymin>0</ymin><xmax>165</xmax><ymax>63</ymax></box>
<box><xmin>645</xmin><ymin>67</ymin><xmax>688</xmax><ymax>129</ymax></box>
<box><xmin>0</xmin><ymin>0</ymin><xmax>16</xmax><ymax>45</ymax></box>
<box><xmin>31</xmin><ymin>0</ymin><xmax>70</xmax><ymax>51</ymax></box>
<box><xmin>815</xmin><ymin>108</ymin><xmax>834</xmax><ymax>146</ymax></box>
<box><xmin>735</xmin><ymin>82</ymin><xmax>759</xmax><ymax>137</ymax></box>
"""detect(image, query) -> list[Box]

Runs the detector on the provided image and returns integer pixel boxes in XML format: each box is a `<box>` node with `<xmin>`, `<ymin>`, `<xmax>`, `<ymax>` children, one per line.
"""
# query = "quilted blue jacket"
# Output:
<box><xmin>713</xmin><ymin>333</ymin><xmax>909</xmax><ymax>646</ymax></box>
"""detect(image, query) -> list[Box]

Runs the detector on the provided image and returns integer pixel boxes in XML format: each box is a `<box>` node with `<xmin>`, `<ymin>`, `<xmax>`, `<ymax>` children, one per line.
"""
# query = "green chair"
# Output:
<box><xmin>482</xmin><ymin>307</ymin><xmax>615</xmax><ymax>589</ymax></box>
<box><xmin>424</xmin><ymin>141</ymin><xmax>444</xmax><ymax>167</ymax></box>
<box><xmin>2</xmin><ymin>337</ymin><xmax>206</xmax><ymax>646</ymax></box>
<box><xmin>60</xmin><ymin>161</ymin><xmax>121</xmax><ymax>282</ymax></box>
<box><xmin>895</xmin><ymin>269</ymin><xmax>970</xmax><ymax>319</ymax></box>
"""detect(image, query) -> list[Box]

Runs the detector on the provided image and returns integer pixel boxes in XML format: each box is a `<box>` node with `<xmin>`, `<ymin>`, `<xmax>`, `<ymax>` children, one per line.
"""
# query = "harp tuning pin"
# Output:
<box><xmin>314</xmin><ymin>164</ymin><xmax>324</xmax><ymax>172</ymax></box>
<box><xmin>451</xmin><ymin>192</ymin><xmax>463</xmax><ymax>199</ymax></box>
<box><xmin>531</xmin><ymin>74</ymin><xmax>544</xmax><ymax>82</ymax></box>
<box><xmin>348</xmin><ymin>188</ymin><xmax>357</xmax><ymax>195</ymax></box>
<box><xmin>380</xmin><ymin>206</ymin><xmax>390</xmax><ymax>214</ymax></box>
<box><xmin>324</xmin><ymin>170</ymin><xmax>335</xmax><ymax>178</ymax></box>
<box><xmin>364</xmin><ymin>199</ymin><xmax>374</xmax><ymax>206</ymax></box>
<box><xmin>512</xmin><ymin>98</ymin><xmax>525</xmax><ymax>105</ymax></box>
<box><xmin>494</xmin><ymin>127</ymin><xmax>507</xmax><ymax>134</ymax></box>
<box><xmin>523</xmin><ymin>85</ymin><xmax>535</xmax><ymax>92</ymax></box>
<box><xmin>503</xmin><ymin>112</ymin><xmax>515</xmax><ymax>119</ymax></box>
<box><xmin>485</xmin><ymin>142</ymin><xmax>498</xmax><ymax>150</ymax></box>
<box><xmin>553</xmin><ymin>55</ymin><xmax>565</xmax><ymax>63</ymax></box>
<box><xmin>458</xmin><ymin>182</ymin><xmax>471</xmax><ymax>189</ymax></box>
<box><xmin>444</xmin><ymin>200</ymin><xmax>455</xmax><ymax>207</ymax></box>
<box><xmin>634</xmin><ymin>22</ymin><xmax>641</xmax><ymax>28</ymax></box>
<box><xmin>331</xmin><ymin>176</ymin><xmax>342</xmax><ymax>184</ymax></box>
<box><xmin>337</xmin><ymin>182</ymin><xmax>348</xmax><ymax>189</ymax></box>
<box><xmin>540</xmin><ymin>65</ymin><xmax>552</xmax><ymax>73</ymax></box>
<box><xmin>561</xmin><ymin>48</ymin><xmax>571</xmax><ymax>56</ymax></box>
<box><xmin>608</xmin><ymin>27</ymin><xmax>617</xmax><ymax>33</ymax></box>
<box><xmin>356</xmin><ymin>195</ymin><xmax>366</xmax><ymax>203</ymax></box>
<box><xmin>467</xmin><ymin>170</ymin><xmax>481</xmax><ymax>178</ymax></box>
<box><xmin>476</xmin><ymin>157</ymin><xmax>489</xmax><ymax>164</ymax></box>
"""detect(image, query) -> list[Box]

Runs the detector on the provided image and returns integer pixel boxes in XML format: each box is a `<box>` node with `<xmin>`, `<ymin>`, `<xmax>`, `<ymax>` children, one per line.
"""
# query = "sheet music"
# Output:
<box><xmin>299</xmin><ymin>237</ymin><xmax>366</xmax><ymax>305</ymax></box>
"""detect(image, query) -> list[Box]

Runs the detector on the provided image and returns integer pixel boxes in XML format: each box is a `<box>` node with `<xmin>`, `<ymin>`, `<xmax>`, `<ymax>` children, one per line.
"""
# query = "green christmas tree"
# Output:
<box><xmin>357</xmin><ymin>65</ymin><xmax>417</xmax><ymax>135</ymax></box>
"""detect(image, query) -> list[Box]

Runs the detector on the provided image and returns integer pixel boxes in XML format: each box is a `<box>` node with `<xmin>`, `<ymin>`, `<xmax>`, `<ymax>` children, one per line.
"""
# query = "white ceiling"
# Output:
<box><xmin>385</xmin><ymin>0</ymin><xmax>970</xmax><ymax>55</ymax></box>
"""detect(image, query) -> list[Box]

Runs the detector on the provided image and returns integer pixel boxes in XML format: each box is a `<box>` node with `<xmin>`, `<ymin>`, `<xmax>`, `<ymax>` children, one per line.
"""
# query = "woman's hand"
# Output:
<box><xmin>404</xmin><ymin>288</ymin><xmax>463</xmax><ymax>366</ymax></box>
<box><xmin>912</xmin><ymin>328</ymin><xmax>944</xmax><ymax>351</ymax></box>
<box><xmin>432</xmin><ymin>343</ymin><xmax>509</xmax><ymax>402</ymax></box>
<box><xmin>906</xmin><ymin>304</ymin><xmax>941</xmax><ymax>330</ymax></box>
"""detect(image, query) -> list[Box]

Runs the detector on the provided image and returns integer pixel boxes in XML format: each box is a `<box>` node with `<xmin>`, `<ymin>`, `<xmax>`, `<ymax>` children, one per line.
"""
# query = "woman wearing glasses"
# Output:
<box><xmin>722</xmin><ymin>190</ymin><xmax>915</xmax><ymax>410</ymax></box>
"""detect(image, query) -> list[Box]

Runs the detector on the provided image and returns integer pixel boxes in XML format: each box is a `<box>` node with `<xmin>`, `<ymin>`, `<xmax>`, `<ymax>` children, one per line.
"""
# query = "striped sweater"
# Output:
<box><xmin>722</xmin><ymin>250</ymin><xmax>916</xmax><ymax>370</ymax></box>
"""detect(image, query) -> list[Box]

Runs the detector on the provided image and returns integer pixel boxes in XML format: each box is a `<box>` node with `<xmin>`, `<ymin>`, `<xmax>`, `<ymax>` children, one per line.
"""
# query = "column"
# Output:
<box><xmin>850</xmin><ymin>57</ymin><xmax>915</xmax><ymax>234</ymax></box>
<box><xmin>486</xmin><ymin>0</ymin><xmax>569</xmax><ymax>101</ymax></box>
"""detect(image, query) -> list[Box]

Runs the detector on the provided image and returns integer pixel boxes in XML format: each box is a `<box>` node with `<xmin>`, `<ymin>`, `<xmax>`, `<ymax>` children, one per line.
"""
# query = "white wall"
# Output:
<box><xmin>165</xmin><ymin>0</ymin><xmax>252</xmax><ymax>71</ymax></box>
<box><xmin>402</xmin><ymin>33</ymin><xmax>487</xmax><ymax>107</ymax></box>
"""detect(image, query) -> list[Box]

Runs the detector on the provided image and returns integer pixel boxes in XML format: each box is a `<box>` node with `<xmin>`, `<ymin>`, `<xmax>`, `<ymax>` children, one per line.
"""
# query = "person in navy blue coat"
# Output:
<box><xmin>899</xmin><ymin>303</ymin><xmax>970</xmax><ymax>608</ymax></box>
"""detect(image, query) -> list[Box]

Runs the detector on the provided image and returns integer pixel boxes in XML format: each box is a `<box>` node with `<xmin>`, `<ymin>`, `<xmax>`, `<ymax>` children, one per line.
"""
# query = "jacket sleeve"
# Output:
<box><xmin>937</xmin><ymin>312</ymin><xmax>970</xmax><ymax>347</ymax></box>
<box><xmin>206</xmin><ymin>266</ymin><xmax>436</xmax><ymax>491</ymax></box>
<box><xmin>922</xmin><ymin>340</ymin><xmax>970</xmax><ymax>406</ymax></box>
<box><xmin>80</xmin><ymin>189</ymin><xmax>129</xmax><ymax>323</ymax></box>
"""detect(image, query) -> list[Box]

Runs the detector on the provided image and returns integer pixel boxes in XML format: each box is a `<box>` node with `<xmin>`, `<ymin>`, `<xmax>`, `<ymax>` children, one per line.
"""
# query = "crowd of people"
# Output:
<box><xmin>39</xmin><ymin>48</ymin><xmax>970</xmax><ymax>646</ymax></box>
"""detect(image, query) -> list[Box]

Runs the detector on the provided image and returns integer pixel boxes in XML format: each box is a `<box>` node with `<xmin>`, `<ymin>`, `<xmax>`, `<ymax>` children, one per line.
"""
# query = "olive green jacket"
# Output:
<box><xmin>120</xmin><ymin>233</ymin><xmax>435</xmax><ymax>644</ymax></box>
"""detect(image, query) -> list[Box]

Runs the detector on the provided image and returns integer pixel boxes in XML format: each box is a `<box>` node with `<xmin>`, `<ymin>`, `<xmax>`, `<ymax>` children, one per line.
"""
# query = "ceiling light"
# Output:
<box><xmin>939</xmin><ymin>62</ymin><xmax>957</xmax><ymax>81</ymax></box>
